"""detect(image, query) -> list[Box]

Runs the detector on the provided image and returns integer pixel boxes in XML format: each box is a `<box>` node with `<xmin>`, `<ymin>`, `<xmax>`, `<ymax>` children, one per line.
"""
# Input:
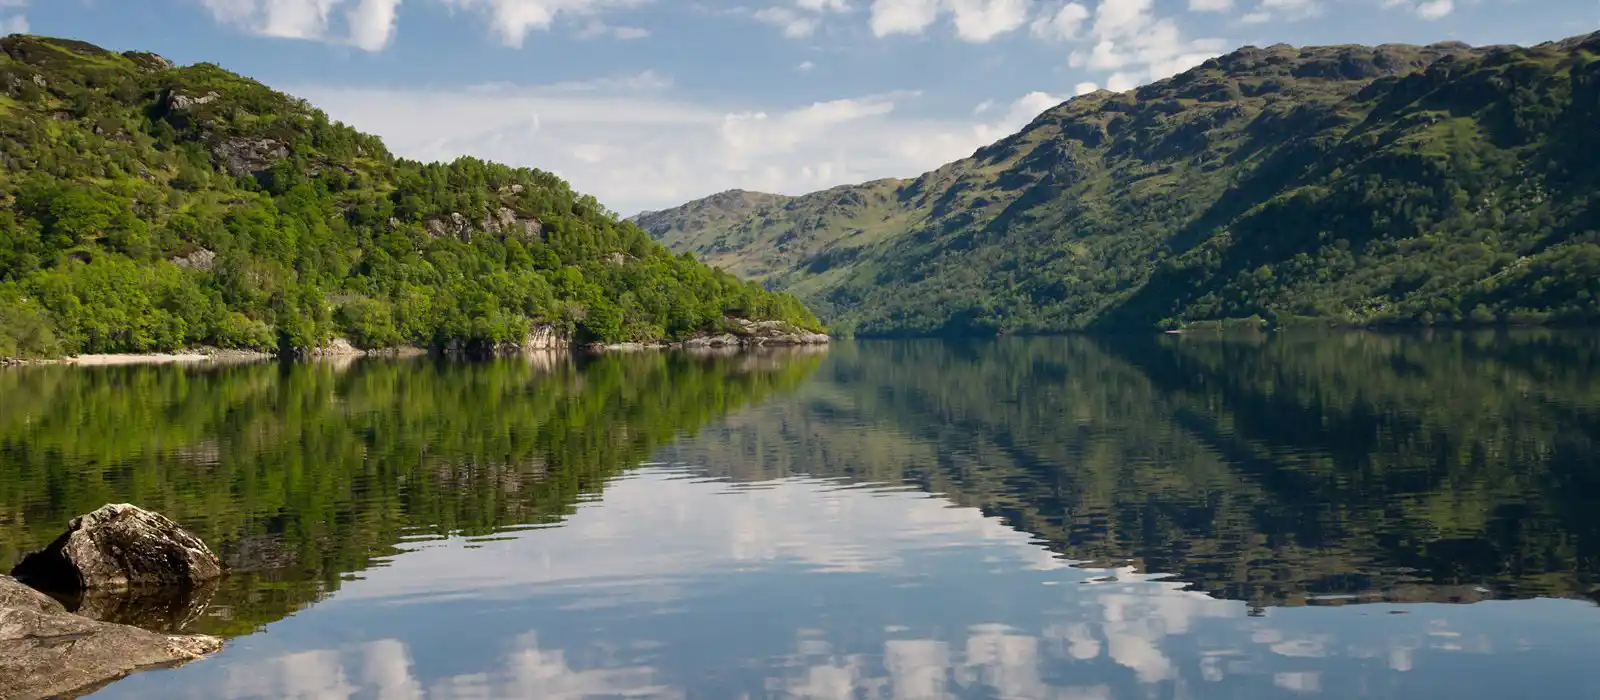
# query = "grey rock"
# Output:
<box><xmin>727</xmin><ymin>318</ymin><xmax>831</xmax><ymax>346</ymax></box>
<box><xmin>211</xmin><ymin>137</ymin><xmax>288</xmax><ymax>177</ymax></box>
<box><xmin>481</xmin><ymin>206</ymin><xmax>518</xmax><ymax>235</ymax></box>
<box><xmin>522</xmin><ymin>324</ymin><xmax>570</xmax><ymax>351</ymax></box>
<box><xmin>1</xmin><ymin>576</ymin><xmax>222</xmax><ymax>700</ymax></box>
<box><xmin>681</xmin><ymin>333</ymin><xmax>742</xmax><ymax>349</ymax></box>
<box><xmin>165</xmin><ymin>90</ymin><xmax>220</xmax><ymax>111</ymax></box>
<box><xmin>11</xmin><ymin>504</ymin><xmax>224</xmax><ymax>591</ymax></box>
<box><xmin>431</xmin><ymin>208</ymin><xmax>540</xmax><ymax>241</ymax></box>
<box><xmin>169</xmin><ymin>247</ymin><xmax>216</xmax><ymax>271</ymax></box>
<box><xmin>309</xmin><ymin>338</ymin><xmax>364</xmax><ymax>357</ymax></box>
<box><xmin>0</xmin><ymin>576</ymin><xmax>64</xmax><ymax>615</ymax></box>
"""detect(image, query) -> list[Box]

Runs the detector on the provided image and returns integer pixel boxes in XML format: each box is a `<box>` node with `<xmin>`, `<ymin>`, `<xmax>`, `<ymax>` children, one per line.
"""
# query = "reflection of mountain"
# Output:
<box><xmin>0</xmin><ymin>350</ymin><xmax>823</xmax><ymax>635</ymax></box>
<box><xmin>93</xmin><ymin>467</ymin><xmax>1600</xmax><ymax>700</ymax></box>
<box><xmin>661</xmin><ymin>332</ymin><xmax>1600</xmax><ymax>608</ymax></box>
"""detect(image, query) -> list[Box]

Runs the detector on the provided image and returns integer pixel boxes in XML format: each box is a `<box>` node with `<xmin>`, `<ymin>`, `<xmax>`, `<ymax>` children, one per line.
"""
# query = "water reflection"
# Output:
<box><xmin>4</xmin><ymin>331</ymin><xmax>1600</xmax><ymax>699</ymax></box>
<box><xmin>666</xmin><ymin>331</ymin><xmax>1600</xmax><ymax>607</ymax></box>
<box><xmin>0</xmin><ymin>349</ymin><xmax>826</xmax><ymax>637</ymax></box>
<box><xmin>93</xmin><ymin>468</ymin><xmax>1600</xmax><ymax>699</ymax></box>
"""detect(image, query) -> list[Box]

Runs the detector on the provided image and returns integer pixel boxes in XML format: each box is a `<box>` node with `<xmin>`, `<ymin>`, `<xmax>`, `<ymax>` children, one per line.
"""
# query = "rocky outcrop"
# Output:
<box><xmin>681</xmin><ymin>333</ymin><xmax>742</xmax><ymax>349</ymax></box>
<box><xmin>309</xmin><ymin>338</ymin><xmax>364</xmax><ymax>357</ymax></box>
<box><xmin>727</xmin><ymin>318</ymin><xmax>831</xmax><ymax>346</ymax></box>
<box><xmin>1</xmin><ymin>576</ymin><xmax>222</xmax><ymax>700</ymax></box>
<box><xmin>426</xmin><ymin>208</ymin><xmax>543</xmax><ymax>242</ymax></box>
<box><xmin>0</xmin><ymin>575</ymin><xmax>63</xmax><ymax>615</ymax></box>
<box><xmin>169</xmin><ymin>247</ymin><xmax>216</xmax><ymax>271</ymax></box>
<box><xmin>522</xmin><ymin>324</ymin><xmax>570</xmax><ymax>351</ymax></box>
<box><xmin>10</xmin><ymin>504</ymin><xmax>224</xmax><ymax>592</ymax></box>
<box><xmin>585</xmin><ymin>320</ymin><xmax>830</xmax><ymax>352</ymax></box>
<box><xmin>122</xmin><ymin>51</ymin><xmax>173</xmax><ymax>71</ymax></box>
<box><xmin>424</xmin><ymin>212</ymin><xmax>474</xmax><ymax>241</ymax></box>
<box><xmin>482</xmin><ymin>206</ymin><xmax>543</xmax><ymax>239</ymax></box>
<box><xmin>163</xmin><ymin>89</ymin><xmax>219</xmax><ymax>112</ymax></box>
<box><xmin>211</xmin><ymin>136</ymin><xmax>288</xmax><ymax>177</ymax></box>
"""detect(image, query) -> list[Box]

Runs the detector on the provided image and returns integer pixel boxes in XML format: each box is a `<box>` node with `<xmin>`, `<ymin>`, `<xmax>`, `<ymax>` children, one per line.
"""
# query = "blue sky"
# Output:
<box><xmin>8</xmin><ymin>0</ymin><xmax>1597</xmax><ymax>215</ymax></box>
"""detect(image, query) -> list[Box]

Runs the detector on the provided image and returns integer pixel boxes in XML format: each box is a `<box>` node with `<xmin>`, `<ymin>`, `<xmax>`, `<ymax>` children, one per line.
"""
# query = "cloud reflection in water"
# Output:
<box><xmin>94</xmin><ymin>468</ymin><xmax>1600</xmax><ymax>700</ymax></box>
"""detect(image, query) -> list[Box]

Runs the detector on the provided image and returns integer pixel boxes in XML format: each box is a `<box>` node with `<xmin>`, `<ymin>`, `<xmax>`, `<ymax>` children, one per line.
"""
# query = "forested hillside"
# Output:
<box><xmin>0</xmin><ymin>35</ymin><xmax>820</xmax><ymax>359</ymax></box>
<box><xmin>638</xmin><ymin>32</ymin><xmax>1600</xmax><ymax>335</ymax></box>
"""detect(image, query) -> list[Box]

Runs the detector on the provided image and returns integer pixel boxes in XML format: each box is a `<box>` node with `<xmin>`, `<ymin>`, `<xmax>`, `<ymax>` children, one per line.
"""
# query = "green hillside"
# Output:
<box><xmin>0</xmin><ymin>35</ymin><xmax>821</xmax><ymax>359</ymax></box>
<box><xmin>636</xmin><ymin>32</ymin><xmax>1600</xmax><ymax>335</ymax></box>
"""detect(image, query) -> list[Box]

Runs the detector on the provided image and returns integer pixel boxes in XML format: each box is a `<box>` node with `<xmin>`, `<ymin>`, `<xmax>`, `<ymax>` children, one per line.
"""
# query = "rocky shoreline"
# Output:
<box><xmin>2</xmin><ymin>505</ymin><xmax>228</xmax><ymax>700</ymax></box>
<box><xmin>3</xmin><ymin>320</ymin><xmax>829</xmax><ymax>367</ymax></box>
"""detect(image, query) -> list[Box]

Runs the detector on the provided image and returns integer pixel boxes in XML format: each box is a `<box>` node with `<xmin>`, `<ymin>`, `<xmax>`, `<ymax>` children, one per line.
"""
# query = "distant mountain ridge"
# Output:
<box><xmin>637</xmin><ymin>32</ymin><xmax>1600</xmax><ymax>335</ymax></box>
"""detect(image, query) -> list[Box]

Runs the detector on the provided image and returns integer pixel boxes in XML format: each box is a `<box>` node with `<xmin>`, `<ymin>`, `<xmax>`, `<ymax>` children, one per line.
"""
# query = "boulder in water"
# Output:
<box><xmin>10</xmin><ymin>504</ymin><xmax>224</xmax><ymax>591</ymax></box>
<box><xmin>1</xmin><ymin>575</ymin><xmax>222</xmax><ymax>700</ymax></box>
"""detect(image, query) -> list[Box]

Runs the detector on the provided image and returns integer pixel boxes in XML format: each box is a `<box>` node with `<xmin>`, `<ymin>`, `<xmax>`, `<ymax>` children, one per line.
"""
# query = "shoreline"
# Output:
<box><xmin>2</xmin><ymin>336</ymin><xmax>832</xmax><ymax>368</ymax></box>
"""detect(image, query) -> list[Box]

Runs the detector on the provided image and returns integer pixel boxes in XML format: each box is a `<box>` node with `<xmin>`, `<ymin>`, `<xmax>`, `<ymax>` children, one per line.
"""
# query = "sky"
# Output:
<box><xmin>8</xmin><ymin>1</ymin><xmax>1598</xmax><ymax>215</ymax></box>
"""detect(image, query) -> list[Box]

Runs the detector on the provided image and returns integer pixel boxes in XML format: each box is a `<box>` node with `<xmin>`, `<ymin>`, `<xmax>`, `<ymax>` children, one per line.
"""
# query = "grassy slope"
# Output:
<box><xmin>638</xmin><ymin>33</ymin><xmax>1600</xmax><ymax>335</ymax></box>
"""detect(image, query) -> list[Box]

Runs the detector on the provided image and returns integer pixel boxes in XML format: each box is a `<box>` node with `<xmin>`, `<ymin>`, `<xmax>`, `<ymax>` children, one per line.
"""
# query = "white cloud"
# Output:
<box><xmin>1029</xmin><ymin>1</ymin><xmax>1089</xmax><ymax>41</ymax></box>
<box><xmin>295</xmin><ymin>77</ymin><xmax>1073</xmax><ymax>214</ymax></box>
<box><xmin>754</xmin><ymin>6</ymin><xmax>822</xmax><ymax>37</ymax></box>
<box><xmin>866</xmin><ymin>0</ymin><xmax>1033</xmax><ymax>42</ymax></box>
<box><xmin>1385</xmin><ymin>0</ymin><xmax>1453</xmax><ymax>19</ymax></box>
<box><xmin>797</xmin><ymin>59</ymin><xmax>817</xmax><ymax>71</ymax></box>
<box><xmin>576</xmin><ymin>19</ymin><xmax>649</xmax><ymax>39</ymax></box>
<box><xmin>347</xmin><ymin>0</ymin><xmax>400</xmax><ymax>50</ymax></box>
<box><xmin>438</xmin><ymin>0</ymin><xmax>646</xmax><ymax>47</ymax></box>
<box><xmin>1</xmin><ymin>13</ymin><xmax>25</xmax><ymax>33</ymax></box>
<box><xmin>1416</xmin><ymin>0</ymin><xmax>1452</xmax><ymax>19</ymax></box>
<box><xmin>1188</xmin><ymin>0</ymin><xmax>1231</xmax><ymax>10</ymax></box>
<box><xmin>868</xmin><ymin>0</ymin><xmax>940</xmax><ymax>36</ymax></box>
<box><xmin>1245</xmin><ymin>0</ymin><xmax>1323</xmax><ymax>22</ymax></box>
<box><xmin>751</xmin><ymin>0</ymin><xmax>852</xmax><ymax>39</ymax></box>
<box><xmin>948</xmin><ymin>0</ymin><xmax>1030</xmax><ymax>42</ymax></box>
<box><xmin>1073</xmin><ymin>81</ymin><xmax>1099</xmax><ymax>95</ymax></box>
<box><xmin>1051</xmin><ymin>0</ymin><xmax>1226</xmax><ymax>93</ymax></box>
<box><xmin>201</xmin><ymin>0</ymin><xmax>339</xmax><ymax>40</ymax></box>
<box><xmin>199</xmin><ymin>0</ymin><xmax>408</xmax><ymax>50</ymax></box>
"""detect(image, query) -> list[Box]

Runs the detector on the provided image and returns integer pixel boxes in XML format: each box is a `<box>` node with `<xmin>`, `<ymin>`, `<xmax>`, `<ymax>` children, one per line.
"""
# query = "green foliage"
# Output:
<box><xmin>0</xmin><ymin>286</ymin><xmax>59</xmax><ymax>358</ymax></box>
<box><xmin>643</xmin><ymin>33</ymin><xmax>1600</xmax><ymax>336</ymax></box>
<box><xmin>0</xmin><ymin>349</ymin><xmax>824</xmax><ymax>634</ymax></box>
<box><xmin>0</xmin><ymin>34</ymin><xmax>822</xmax><ymax>358</ymax></box>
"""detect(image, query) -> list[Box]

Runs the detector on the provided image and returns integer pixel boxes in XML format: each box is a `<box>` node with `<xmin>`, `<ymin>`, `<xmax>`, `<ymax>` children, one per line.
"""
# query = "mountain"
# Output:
<box><xmin>637</xmin><ymin>33</ymin><xmax>1600</xmax><ymax>336</ymax></box>
<box><xmin>0</xmin><ymin>35</ymin><xmax>821</xmax><ymax>360</ymax></box>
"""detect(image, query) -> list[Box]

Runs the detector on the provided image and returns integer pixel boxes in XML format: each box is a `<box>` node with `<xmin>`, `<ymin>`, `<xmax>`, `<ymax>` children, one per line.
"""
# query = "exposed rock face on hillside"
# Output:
<box><xmin>645</xmin><ymin>33</ymin><xmax>1600</xmax><ymax>335</ymax></box>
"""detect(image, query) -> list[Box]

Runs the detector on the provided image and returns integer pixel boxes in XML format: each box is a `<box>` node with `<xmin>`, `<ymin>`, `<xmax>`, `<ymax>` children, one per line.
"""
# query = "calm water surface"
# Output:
<box><xmin>3</xmin><ymin>332</ymin><xmax>1599</xmax><ymax>699</ymax></box>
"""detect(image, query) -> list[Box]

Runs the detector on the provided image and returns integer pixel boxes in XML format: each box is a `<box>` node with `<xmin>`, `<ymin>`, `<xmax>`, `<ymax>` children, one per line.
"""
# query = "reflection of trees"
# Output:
<box><xmin>670</xmin><ymin>332</ymin><xmax>1600</xmax><ymax>607</ymax></box>
<box><xmin>0</xmin><ymin>349</ymin><xmax>823</xmax><ymax>636</ymax></box>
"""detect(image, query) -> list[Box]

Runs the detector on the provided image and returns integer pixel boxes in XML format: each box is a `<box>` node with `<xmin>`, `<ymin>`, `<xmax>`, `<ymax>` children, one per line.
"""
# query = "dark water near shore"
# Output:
<box><xmin>3</xmin><ymin>331</ymin><xmax>1600</xmax><ymax>699</ymax></box>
